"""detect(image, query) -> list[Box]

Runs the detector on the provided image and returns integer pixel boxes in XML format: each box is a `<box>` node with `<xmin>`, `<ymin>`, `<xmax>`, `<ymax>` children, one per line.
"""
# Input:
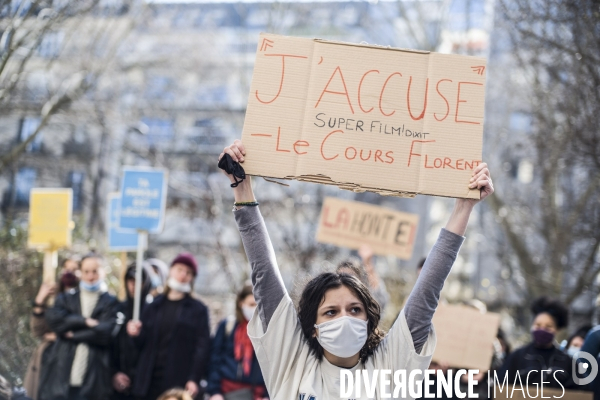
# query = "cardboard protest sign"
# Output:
<box><xmin>241</xmin><ymin>33</ymin><xmax>487</xmax><ymax>199</ymax></box>
<box><xmin>432</xmin><ymin>303</ymin><xmax>500</xmax><ymax>370</ymax></box>
<box><xmin>316</xmin><ymin>197</ymin><xmax>418</xmax><ymax>259</ymax></box>
<box><xmin>28</xmin><ymin>188</ymin><xmax>73</xmax><ymax>250</ymax></box>
<box><xmin>494</xmin><ymin>386</ymin><xmax>592</xmax><ymax>400</ymax></box>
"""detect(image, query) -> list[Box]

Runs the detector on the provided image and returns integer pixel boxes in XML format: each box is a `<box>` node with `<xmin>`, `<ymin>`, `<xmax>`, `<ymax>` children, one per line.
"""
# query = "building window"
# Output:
<box><xmin>19</xmin><ymin>117</ymin><xmax>43</xmax><ymax>152</ymax></box>
<box><xmin>141</xmin><ymin>117</ymin><xmax>174</xmax><ymax>145</ymax></box>
<box><xmin>38</xmin><ymin>31</ymin><xmax>63</xmax><ymax>58</ymax></box>
<box><xmin>509</xmin><ymin>111</ymin><xmax>532</xmax><ymax>133</ymax></box>
<box><xmin>145</xmin><ymin>76</ymin><xmax>175</xmax><ymax>101</ymax></box>
<box><xmin>197</xmin><ymin>86</ymin><xmax>228</xmax><ymax>105</ymax></box>
<box><xmin>15</xmin><ymin>167</ymin><xmax>36</xmax><ymax>207</ymax></box>
<box><xmin>67</xmin><ymin>171</ymin><xmax>85</xmax><ymax>211</ymax></box>
<box><xmin>193</xmin><ymin>118</ymin><xmax>228</xmax><ymax>150</ymax></box>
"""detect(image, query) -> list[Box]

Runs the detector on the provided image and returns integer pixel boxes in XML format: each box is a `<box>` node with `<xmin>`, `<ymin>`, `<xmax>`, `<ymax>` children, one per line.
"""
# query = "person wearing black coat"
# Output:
<box><xmin>40</xmin><ymin>254</ymin><xmax>119</xmax><ymax>400</ymax></box>
<box><xmin>127</xmin><ymin>253</ymin><xmax>210</xmax><ymax>400</ymax></box>
<box><xmin>110</xmin><ymin>264</ymin><xmax>153</xmax><ymax>400</ymax></box>
<box><xmin>498</xmin><ymin>296</ymin><xmax>576</xmax><ymax>390</ymax></box>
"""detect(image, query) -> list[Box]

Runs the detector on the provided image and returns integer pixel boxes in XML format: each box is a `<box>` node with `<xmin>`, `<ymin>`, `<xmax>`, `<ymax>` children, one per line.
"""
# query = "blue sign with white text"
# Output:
<box><xmin>107</xmin><ymin>194</ymin><xmax>138</xmax><ymax>251</ymax></box>
<box><xmin>119</xmin><ymin>168</ymin><xmax>167</xmax><ymax>233</ymax></box>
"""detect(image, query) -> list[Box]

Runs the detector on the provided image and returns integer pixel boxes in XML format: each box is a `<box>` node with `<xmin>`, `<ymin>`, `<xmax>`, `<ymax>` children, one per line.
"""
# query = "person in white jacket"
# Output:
<box><xmin>219</xmin><ymin>140</ymin><xmax>494</xmax><ymax>400</ymax></box>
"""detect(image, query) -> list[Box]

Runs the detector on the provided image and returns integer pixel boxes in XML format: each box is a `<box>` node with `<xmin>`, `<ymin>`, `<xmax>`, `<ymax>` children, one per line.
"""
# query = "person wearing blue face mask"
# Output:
<box><xmin>498</xmin><ymin>296</ymin><xmax>576</xmax><ymax>390</ymax></box>
<box><xmin>41</xmin><ymin>253</ymin><xmax>119</xmax><ymax>400</ymax></box>
<box><xmin>565</xmin><ymin>326</ymin><xmax>591</xmax><ymax>358</ymax></box>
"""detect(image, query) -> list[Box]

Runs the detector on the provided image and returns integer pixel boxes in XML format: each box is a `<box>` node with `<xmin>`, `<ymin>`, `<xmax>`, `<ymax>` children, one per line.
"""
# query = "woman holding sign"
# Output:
<box><xmin>218</xmin><ymin>139</ymin><xmax>494</xmax><ymax>400</ymax></box>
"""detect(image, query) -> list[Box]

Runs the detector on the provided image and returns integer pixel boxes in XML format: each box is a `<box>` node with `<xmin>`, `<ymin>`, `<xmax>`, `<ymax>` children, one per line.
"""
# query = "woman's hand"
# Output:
<box><xmin>464</xmin><ymin>162</ymin><xmax>494</xmax><ymax>206</ymax></box>
<box><xmin>445</xmin><ymin>163</ymin><xmax>494</xmax><ymax>236</ymax></box>
<box><xmin>127</xmin><ymin>320</ymin><xmax>142</xmax><ymax>337</ymax></box>
<box><xmin>85</xmin><ymin>318</ymin><xmax>99</xmax><ymax>328</ymax></box>
<box><xmin>185</xmin><ymin>380</ymin><xmax>199</xmax><ymax>397</ymax></box>
<box><xmin>35</xmin><ymin>283</ymin><xmax>56</xmax><ymax>305</ymax></box>
<box><xmin>219</xmin><ymin>140</ymin><xmax>255</xmax><ymax>204</ymax></box>
<box><xmin>112</xmin><ymin>372</ymin><xmax>131</xmax><ymax>392</ymax></box>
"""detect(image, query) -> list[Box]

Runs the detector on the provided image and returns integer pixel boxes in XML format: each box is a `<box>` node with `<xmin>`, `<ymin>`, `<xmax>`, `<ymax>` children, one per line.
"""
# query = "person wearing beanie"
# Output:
<box><xmin>111</xmin><ymin>264</ymin><xmax>153</xmax><ymax>400</ymax></box>
<box><xmin>127</xmin><ymin>253</ymin><xmax>210</xmax><ymax>400</ymax></box>
<box><xmin>41</xmin><ymin>254</ymin><xmax>119</xmax><ymax>400</ymax></box>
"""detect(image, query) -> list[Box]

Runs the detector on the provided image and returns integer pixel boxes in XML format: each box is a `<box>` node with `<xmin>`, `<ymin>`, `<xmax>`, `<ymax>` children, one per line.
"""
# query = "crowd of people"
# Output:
<box><xmin>15</xmin><ymin>251</ymin><xmax>270</xmax><ymax>400</ymax></box>
<box><xmin>2</xmin><ymin>139</ymin><xmax>599</xmax><ymax>400</ymax></box>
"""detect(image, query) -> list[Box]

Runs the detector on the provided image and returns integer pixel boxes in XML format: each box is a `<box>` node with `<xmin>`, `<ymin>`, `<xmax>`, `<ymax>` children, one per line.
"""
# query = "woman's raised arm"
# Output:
<box><xmin>220</xmin><ymin>140</ymin><xmax>287</xmax><ymax>332</ymax></box>
<box><xmin>404</xmin><ymin>163</ymin><xmax>494</xmax><ymax>354</ymax></box>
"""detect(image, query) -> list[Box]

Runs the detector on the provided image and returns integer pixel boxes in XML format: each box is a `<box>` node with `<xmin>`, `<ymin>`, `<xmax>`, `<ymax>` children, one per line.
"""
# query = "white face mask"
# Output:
<box><xmin>242</xmin><ymin>305</ymin><xmax>256</xmax><ymax>321</ymax></box>
<box><xmin>314</xmin><ymin>316</ymin><xmax>368</xmax><ymax>358</ymax></box>
<box><xmin>167</xmin><ymin>277</ymin><xmax>191</xmax><ymax>294</ymax></box>
<box><xmin>568</xmin><ymin>346</ymin><xmax>581</xmax><ymax>357</ymax></box>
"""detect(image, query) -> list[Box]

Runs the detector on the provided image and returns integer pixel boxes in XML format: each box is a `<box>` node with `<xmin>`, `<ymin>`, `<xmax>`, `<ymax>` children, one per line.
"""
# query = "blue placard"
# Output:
<box><xmin>107</xmin><ymin>193</ymin><xmax>139</xmax><ymax>251</ymax></box>
<box><xmin>118</xmin><ymin>167</ymin><xmax>167</xmax><ymax>232</ymax></box>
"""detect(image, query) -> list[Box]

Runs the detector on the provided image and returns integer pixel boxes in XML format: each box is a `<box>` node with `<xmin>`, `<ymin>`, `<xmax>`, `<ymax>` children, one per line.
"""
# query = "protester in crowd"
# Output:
<box><xmin>207</xmin><ymin>284</ymin><xmax>268</xmax><ymax>400</ymax></box>
<box><xmin>335</xmin><ymin>256</ymin><xmax>389</xmax><ymax>314</ymax></box>
<box><xmin>127</xmin><ymin>253</ymin><xmax>210</xmax><ymax>400</ymax></box>
<box><xmin>564</xmin><ymin>325</ymin><xmax>592</xmax><ymax>357</ymax></box>
<box><xmin>219</xmin><ymin>140</ymin><xmax>494</xmax><ymax>399</ymax></box>
<box><xmin>0</xmin><ymin>374</ymin><xmax>31</xmax><ymax>400</ymax></box>
<box><xmin>358</xmin><ymin>245</ymin><xmax>390</xmax><ymax>312</ymax></box>
<box><xmin>156</xmin><ymin>389</ymin><xmax>192</xmax><ymax>400</ymax></box>
<box><xmin>145</xmin><ymin>258</ymin><xmax>169</xmax><ymax>297</ymax></box>
<box><xmin>572</xmin><ymin>325</ymin><xmax>600</xmax><ymax>399</ymax></box>
<box><xmin>40</xmin><ymin>253</ymin><xmax>120</xmax><ymax>400</ymax></box>
<box><xmin>24</xmin><ymin>258</ymin><xmax>80</xmax><ymax>400</ymax></box>
<box><xmin>499</xmin><ymin>296</ymin><xmax>575</xmax><ymax>389</ymax></box>
<box><xmin>61</xmin><ymin>257</ymin><xmax>80</xmax><ymax>277</ymax></box>
<box><xmin>111</xmin><ymin>264</ymin><xmax>153</xmax><ymax>400</ymax></box>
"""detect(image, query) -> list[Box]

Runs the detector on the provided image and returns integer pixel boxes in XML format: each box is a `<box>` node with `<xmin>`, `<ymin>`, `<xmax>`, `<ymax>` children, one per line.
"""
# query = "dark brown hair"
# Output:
<box><xmin>297</xmin><ymin>272</ymin><xmax>384</xmax><ymax>364</ymax></box>
<box><xmin>235</xmin><ymin>284</ymin><xmax>254</xmax><ymax>323</ymax></box>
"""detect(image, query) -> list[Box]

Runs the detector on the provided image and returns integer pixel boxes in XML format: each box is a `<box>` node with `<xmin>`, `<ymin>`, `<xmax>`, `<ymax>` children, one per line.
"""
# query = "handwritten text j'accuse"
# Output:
<box><xmin>249</xmin><ymin>50</ymin><xmax>483</xmax><ymax>171</ymax></box>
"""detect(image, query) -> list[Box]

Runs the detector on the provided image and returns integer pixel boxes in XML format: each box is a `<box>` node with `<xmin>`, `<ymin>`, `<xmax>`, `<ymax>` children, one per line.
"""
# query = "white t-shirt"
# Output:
<box><xmin>248</xmin><ymin>295</ymin><xmax>436</xmax><ymax>400</ymax></box>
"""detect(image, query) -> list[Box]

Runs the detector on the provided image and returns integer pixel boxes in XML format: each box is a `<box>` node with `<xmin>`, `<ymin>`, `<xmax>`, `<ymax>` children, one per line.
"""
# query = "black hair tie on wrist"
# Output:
<box><xmin>218</xmin><ymin>153</ymin><xmax>246</xmax><ymax>188</ymax></box>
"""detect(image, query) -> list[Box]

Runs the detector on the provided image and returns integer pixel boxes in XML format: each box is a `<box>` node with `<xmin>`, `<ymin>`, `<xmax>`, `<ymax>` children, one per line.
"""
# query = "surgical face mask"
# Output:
<box><xmin>532</xmin><ymin>329</ymin><xmax>555</xmax><ymax>346</ymax></box>
<box><xmin>80</xmin><ymin>280</ymin><xmax>102</xmax><ymax>292</ymax></box>
<box><xmin>568</xmin><ymin>346</ymin><xmax>581</xmax><ymax>357</ymax></box>
<box><xmin>314</xmin><ymin>316</ymin><xmax>368</xmax><ymax>358</ymax></box>
<box><xmin>167</xmin><ymin>277</ymin><xmax>191</xmax><ymax>294</ymax></box>
<box><xmin>149</xmin><ymin>273</ymin><xmax>162</xmax><ymax>289</ymax></box>
<box><xmin>242</xmin><ymin>305</ymin><xmax>256</xmax><ymax>321</ymax></box>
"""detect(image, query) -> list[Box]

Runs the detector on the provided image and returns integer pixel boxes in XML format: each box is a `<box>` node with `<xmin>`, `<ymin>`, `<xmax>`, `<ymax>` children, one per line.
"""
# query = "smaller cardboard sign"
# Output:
<box><xmin>107</xmin><ymin>193</ymin><xmax>138</xmax><ymax>251</ymax></box>
<box><xmin>432</xmin><ymin>303</ymin><xmax>501</xmax><ymax>371</ymax></box>
<box><xmin>316</xmin><ymin>197</ymin><xmax>419</xmax><ymax>260</ymax></box>
<box><xmin>28</xmin><ymin>188</ymin><xmax>73</xmax><ymax>249</ymax></box>
<box><xmin>494</xmin><ymin>386</ymin><xmax>592</xmax><ymax>400</ymax></box>
<box><xmin>119</xmin><ymin>167</ymin><xmax>167</xmax><ymax>233</ymax></box>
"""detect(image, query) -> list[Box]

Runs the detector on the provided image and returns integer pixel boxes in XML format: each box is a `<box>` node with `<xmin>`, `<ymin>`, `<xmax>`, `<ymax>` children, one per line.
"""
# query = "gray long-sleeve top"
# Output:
<box><xmin>234</xmin><ymin>206</ymin><xmax>464</xmax><ymax>354</ymax></box>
